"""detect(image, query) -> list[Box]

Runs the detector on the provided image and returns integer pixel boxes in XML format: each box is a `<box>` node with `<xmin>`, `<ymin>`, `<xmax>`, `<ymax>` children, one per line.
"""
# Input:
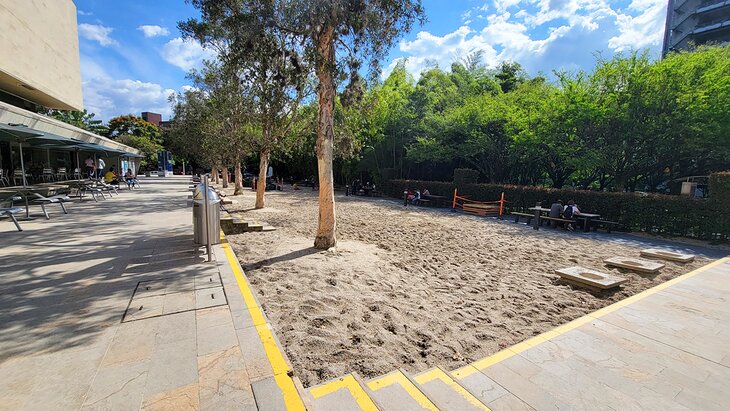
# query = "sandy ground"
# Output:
<box><xmin>222</xmin><ymin>185</ymin><xmax>713</xmax><ymax>387</ymax></box>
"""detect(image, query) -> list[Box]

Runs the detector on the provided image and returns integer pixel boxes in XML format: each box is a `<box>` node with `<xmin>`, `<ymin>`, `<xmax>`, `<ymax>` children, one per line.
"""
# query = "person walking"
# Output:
<box><xmin>97</xmin><ymin>158</ymin><xmax>105</xmax><ymax>179</ymax></box>
<box><xmin>84</xmin><ymin>156</ymin><xmax>95</xmax><ymax>179</ymax></box>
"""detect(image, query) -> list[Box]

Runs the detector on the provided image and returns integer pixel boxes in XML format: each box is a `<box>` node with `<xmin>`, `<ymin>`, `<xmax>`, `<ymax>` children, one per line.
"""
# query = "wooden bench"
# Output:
<box><xmin>590</xmin><ymin>219</ymin><xmax>619</xmax><ymax>233</ymax></box>
<box><xmin>463</xmin><ymin>203</ymin><xmax>499</xmax><ymax>216</ymax></box>
<box><xmin>512</xmin><ymin>212</ymin><xmax>534</xmax><ymax>224</ymax></box>
<box><xmin>539</xmin><ymin>216</ymin><xmax>576</xmax><ymax>229</ymax></box>
<box><xmin>416</xmin><ymin>198</ymin><xmax>431</xmax><ymax>206</ymax></box>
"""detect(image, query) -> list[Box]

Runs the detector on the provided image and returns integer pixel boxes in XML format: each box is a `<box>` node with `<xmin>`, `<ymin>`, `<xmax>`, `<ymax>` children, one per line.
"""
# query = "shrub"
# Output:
<box><xmin>709</xmin><ymin>171</ymin><xmax>730</xmax><ymax>204</ymax></box>
<box><xmin>381</xmin><ymin>179</ymin><xmax>729</xmax><ymax>241</ymax></box>
<box><xmin>453</xmin><ymin>168</ymin><xmax>479</xmax><ymax>186</ymax></box>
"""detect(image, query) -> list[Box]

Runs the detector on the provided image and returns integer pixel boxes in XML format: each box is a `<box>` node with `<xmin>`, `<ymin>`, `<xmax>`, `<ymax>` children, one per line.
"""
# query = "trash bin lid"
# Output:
<box><xmin>192</xmin><ymin>184</ymin><xmax>219</xmax><ymax>202</ymax></box>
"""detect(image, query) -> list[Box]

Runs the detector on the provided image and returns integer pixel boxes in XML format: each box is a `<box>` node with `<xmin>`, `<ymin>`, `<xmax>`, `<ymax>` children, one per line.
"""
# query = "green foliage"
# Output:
<box><xmin>106</xmin><ymin>115</ymin><xmax>163</xmax><ymax>168</ymax></box>
<box><xmin>381</xmin><ymin>179</ymin><xmax>730</xmax><ymax>241</ymax></box>
<box><xmin>342</xmin><ymin>44</ymin><xmax>730</xmax><ymax>191</ymax></box>
<box><xmin>44</xmin><ymin>109</ymin><xmax>109</xmax><ymax>135</ymax></box>
<box><xmin>453</xmin><ymin>168</ymin><xmax>478</xmax><ymax>185</ymax></box>
<box><xmin>709</xmin><ymin>172</ymin><xmax>730</xmax><ymax>203</ymax></box>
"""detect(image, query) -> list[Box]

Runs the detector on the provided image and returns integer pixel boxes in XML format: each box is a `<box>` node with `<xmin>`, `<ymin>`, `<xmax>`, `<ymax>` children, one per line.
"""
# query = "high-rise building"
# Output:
<box><xmin>662</xmin><ymin>0</ymin><xmax>730</xmax><ymax>56</ymax></box>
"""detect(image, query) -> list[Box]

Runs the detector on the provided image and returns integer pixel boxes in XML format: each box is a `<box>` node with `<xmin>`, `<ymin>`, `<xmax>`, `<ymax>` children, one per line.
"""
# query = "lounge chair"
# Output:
<box><xmin>30</xmin><ymin>193</ymin><xmax>71</xmax><ymax>219</ymax></box>
<box><xmin>1</xmin><ymin>195</ymin><xmax>23</xmax><ymax>231</ymax></box>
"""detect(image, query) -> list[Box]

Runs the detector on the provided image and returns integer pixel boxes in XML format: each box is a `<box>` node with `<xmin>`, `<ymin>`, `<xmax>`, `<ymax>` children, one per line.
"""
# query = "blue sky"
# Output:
<box><xmin>74</xmin><ymin>0</ymin><xmax>668</xmax><ymax>121</ymax></box>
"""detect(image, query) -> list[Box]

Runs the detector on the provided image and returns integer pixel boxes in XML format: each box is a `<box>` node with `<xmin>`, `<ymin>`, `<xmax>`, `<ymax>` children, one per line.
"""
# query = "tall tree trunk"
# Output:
<box><xmin>255</xmin><ymin>148</ymin><xmax>269</xmax><ymax>209</ymax></box>
<box><xmin>222</xmin><ymin>166</ymin><xmax>229</xmax><ymax>188</ymax></box>
<box><xmin>234</xmin><ymin>160</ymin><xmax>243</xmax><ymax>196</ymax></box>
<box><xmin>214</xmin><ymin>167</ymin><xmax>220</xmax><ymax>184</ymax></box>
<box><xmin>313</xmin><ymin>26</ymin><xmax>337</xmax><ymax>249</ymax></box>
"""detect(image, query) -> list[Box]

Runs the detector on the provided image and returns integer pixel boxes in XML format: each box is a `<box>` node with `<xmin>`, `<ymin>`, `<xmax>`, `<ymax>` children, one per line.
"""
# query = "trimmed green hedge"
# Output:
<box><xmin>709</xmin><ymin>171</ymin><xmax>730</xmax><ymax>204</ymax></box>
<box><xmin>383</xmin><ymin>179</ymin><xmax>729</xmax><ymax>241</ymax></box>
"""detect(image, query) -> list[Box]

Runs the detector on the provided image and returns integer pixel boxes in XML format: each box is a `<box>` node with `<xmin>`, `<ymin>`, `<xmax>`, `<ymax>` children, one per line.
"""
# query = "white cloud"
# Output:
<box><xmin>160</xmin><ymin>37</ymin><xmax>216</xmax><ymax>72</ymax></box>
<box><xmin>80</xmin><ymin>56</ymin><xmax>178</xmax><ymax>121</ymax></box>
<box><xmin>608</xmin><ymin>1</ymin><xmax>667</xmax><ymax>51</ymax></box>
<box><xmin>137</xmin><ymin>25</ymin><xmax>170</xmax><ymax>38</ymax></box>
<box><xmin>385</xmin><ymin>0</ymin><xmax>667</xmax><ymax>79</ymax></box>
<box><xmin>78</xmin><ymin>23</ymin><xmax>117</xmax><ymax>47</ymax></box>
<box><xmin>77</xmin><ymin>10</ymin><xmax>93</xmax><ymax>16</ymax></box>
<box><xmin>83</xmin><ymin>77</ymin><xmax>177</xmax><ymax>121</ymax></box>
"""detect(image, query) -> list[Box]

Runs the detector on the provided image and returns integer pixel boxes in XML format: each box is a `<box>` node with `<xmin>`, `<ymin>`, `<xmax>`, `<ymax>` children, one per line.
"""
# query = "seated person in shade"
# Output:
<box><xmin>549</xmin><ymin>199</ymin><xmax>563</xmax><ymax>217</ymax></box>
<box><xmin>422</xmin><ymin>188</ymin><xmax>430</xmax><ymax>196</ymax></box>
<box><xmin>103</xmin><ymin>167</ymin><xmax>120</xmax><ymax>185</ymax></box>
<box><xmin>124</xmin><ymin>169</ymin><xmax>137</xmax><ymax>188</ymax></box>
<box><xmin>563</xmin><ymin>200</ymin><xmax>580</xmax><ymax>231</ymax></box>
<box><xmin>549</xmin><ymin>199</ymin><xmax>564</xmax><ymax>228</ymax></box>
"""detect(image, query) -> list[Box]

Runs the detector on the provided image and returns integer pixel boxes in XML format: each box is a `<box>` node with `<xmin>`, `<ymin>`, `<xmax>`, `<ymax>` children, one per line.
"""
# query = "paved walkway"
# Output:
<box><xmin>0</xmin><ymin>177</ymin><xmax>301</xmax><ymax>410</ymax></box>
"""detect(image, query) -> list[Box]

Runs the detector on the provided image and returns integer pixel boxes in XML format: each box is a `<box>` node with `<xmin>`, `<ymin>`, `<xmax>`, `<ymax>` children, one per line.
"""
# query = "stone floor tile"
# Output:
<box><xmin>195</xmin><ymin>306</ymin><xmax>234</xmax><ymax>330</ymax></box>
<box><xmin>141</xmin><ymin>382</ymin><xmax>200</xmax><ymax>411</ymax></box>
<box><xmin>235</xmin><ymin>326</ymin><xmax>275</xmax><ymax>380</ymax></box>
<box><xmin>162</xmin><ymin>291</ymin><xmax>196</xmax><ymax>315</ymax></box>
<box><xmin>101</xmin><ymin>319</ymin><xmax>160</xmax><ymax>368</ymax></box>
<box><xmin>487</xmin><ymin>392</ymin><xmax>535</xmax><ymax>411</ymax></box>
<box><xmin>155</xmin><ymin>310</ymin><xmax>197</xmax><ymax>346</ymax></box>
<box><xmin>145</xmin><ymin>338</ymin><xmax>199</xmax><ymax>395</ymax></box>
<box><xmin>196</xmin><ymin>322</ymin><xmax>238</xmax><ymax>357</ymax></box>
<box><xmin>194</xmin><ymin>286</ymin><xmax>226</xmax><ymax>310</ymax></box>
<box><xmin>81</xmin><ymin>361</ymin><xmax>149</xmax><ymax>411</ymax></box>
<box><xmin>125</xmin><ymin>295</ymin><xmax>165</xmax><ymax>322</ymax></box>
<box><xmin>197</xmin><ymin>346</ymin><xmax>256</xmax><ymax>410</ymax></box>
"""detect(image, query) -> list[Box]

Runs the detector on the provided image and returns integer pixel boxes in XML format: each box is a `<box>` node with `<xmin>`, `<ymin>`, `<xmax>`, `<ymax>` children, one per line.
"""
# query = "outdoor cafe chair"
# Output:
<box><xmin>13</xmin><ymin>170</ymin><xmax>27</xmax><ymax>186</ymax></box>
<box><xmin>55</xmin><ymin>167</ymin><xmax>68</xmax><ymax>181</ymax></box>
<box><xmin>42</xmin><ymin>168</ymin><xmax>54</xmax><ymax>182</ymax></box>
<box><xmin>0</xmin><ymin>170</ymin><xmax>9</xmax><ymax>187</ymax></box>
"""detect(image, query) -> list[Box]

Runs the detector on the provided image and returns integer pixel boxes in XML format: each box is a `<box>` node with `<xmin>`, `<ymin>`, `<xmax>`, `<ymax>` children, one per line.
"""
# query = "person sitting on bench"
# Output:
<box><xmin>124</xmin><ymin>169</ymin><xmax>138</xmax><ymax>188</ymax></box>
<box><xmin>563</xmin><ymin>200</ymin><xmax>580</xmax><ymax>231</ymax></box>
<box><xmin>549</xmin><ymin>199</ymin><xmax>563</xmax><ymax>227</ymax></box>
<box><xmin>104</xmin><ymin>166</ymin><xmax>121</xmax><ymax>185</ymax></box>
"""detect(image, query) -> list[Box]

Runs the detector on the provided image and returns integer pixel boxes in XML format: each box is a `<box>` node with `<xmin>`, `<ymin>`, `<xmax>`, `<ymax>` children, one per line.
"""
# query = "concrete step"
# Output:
<box><xmin>413</xmin><ymin>367</ymin><xmax>490</xmax><ymax>410</ymax></box>
<box><xmin>309</xmin><ymin>373</ymin><xmax>381</xmax><ymax>411</ymax></box>
<box><xmin>450</xmin><ymin>364</ymin><xmax>532</xmax><ymax>410</ymax></box>
<box><xmin>366</xmin><ymin>369</ymin><xmax>439</xmax><ymax>411</ymax></box>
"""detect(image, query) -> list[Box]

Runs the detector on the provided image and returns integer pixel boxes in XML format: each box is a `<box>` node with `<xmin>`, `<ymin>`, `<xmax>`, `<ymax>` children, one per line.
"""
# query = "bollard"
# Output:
<box><xmin>346</xmin><ymin>185</ymin><xmax>349</xmax><ymax>196</ymax></box>
<box><xmin>404</xmin><ymin>190</ymin><xmax>409</xmax><ymax>207</ymax></box>
<box><xmin>533</xmin><ymin>202</ymin><xmax>540</xmax><ymax>230</ymax></box>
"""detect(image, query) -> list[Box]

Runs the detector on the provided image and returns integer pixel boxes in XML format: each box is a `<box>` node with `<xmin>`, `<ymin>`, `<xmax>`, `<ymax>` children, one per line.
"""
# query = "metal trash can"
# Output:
<box><xmin>192</xmin><ymin>184</ymin><xmax>221</xmax><ymax>245</ymax></box>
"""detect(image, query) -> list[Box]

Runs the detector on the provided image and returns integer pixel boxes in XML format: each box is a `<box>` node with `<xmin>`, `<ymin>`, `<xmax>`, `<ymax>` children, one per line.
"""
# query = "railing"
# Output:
<box><xmin>697</xmin><ymin>0</ymin><xmax>730</xmax><ymax>14</ymax></box>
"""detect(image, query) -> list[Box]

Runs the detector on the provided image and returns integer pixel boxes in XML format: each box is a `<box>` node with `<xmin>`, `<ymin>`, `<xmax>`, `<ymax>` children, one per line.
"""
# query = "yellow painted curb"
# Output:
<box><xmin>310</xmin><ymin>374</ymin><xmax>379</xmax><ymax>411</ymax></box>
<box><xmin>367</xmin><ymin>370</ymin><xmax>439</xmax><ymax>411</ymax></box>
<box><xmin>453</xmin><ymin>256</ymin><xmax>730</xmax><ymax>380</ymax></box>
<box><xmin>219</xmin><ymin>232</ymin><xmax>305</xmax><ymax>411</ymax></box>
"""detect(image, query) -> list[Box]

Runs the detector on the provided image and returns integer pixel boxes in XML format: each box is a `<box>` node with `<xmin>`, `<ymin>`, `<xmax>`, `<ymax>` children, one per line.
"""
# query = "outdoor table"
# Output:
<box><xmin>529</xmin><ymin>207</ymin><xmax>599</xmax><ymax>232</ymax></box>
<box><xmin>574</xmin><ymin>212</ymin><xmax>601</xmax><ymax>232</ymax></box>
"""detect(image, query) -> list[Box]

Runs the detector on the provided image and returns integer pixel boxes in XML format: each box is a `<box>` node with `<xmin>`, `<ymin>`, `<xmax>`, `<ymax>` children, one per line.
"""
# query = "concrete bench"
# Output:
<box><xmin>590</xmin><ymin>219</ymin><xmax>619</xmax><ymax>233</ymax></box>
<box><xmin>512</xmin><ymin>212</ymin><xmax>533</xmax><ymax>224</ymax></box>
<box><xmin>540</xmin><ymin>216</ymin><xmax>575</xmax><ymax>229</ymax></box>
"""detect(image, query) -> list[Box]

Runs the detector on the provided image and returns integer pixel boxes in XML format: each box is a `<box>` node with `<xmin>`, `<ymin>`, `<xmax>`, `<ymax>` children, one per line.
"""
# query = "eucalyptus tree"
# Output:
<box><xmin>182</xmin><ymin>1</ymin><xmax>308</xmax><ymax>209</ymax></box>
<box><xmin>284</xmin><ymin>0</ymin><xmax>425</xmax><ymax>249</ymax></box>
<box><xmin>168</xmin><ymin>61</ymin><xmax>253</xmax><ymax>194</ymax></box>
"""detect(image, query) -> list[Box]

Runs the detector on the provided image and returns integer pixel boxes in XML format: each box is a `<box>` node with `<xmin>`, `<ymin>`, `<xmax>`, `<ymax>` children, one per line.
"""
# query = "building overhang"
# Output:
<box><xmin>0</xmin><ymin>100</ymin><xmax>141</xmax><ymax>156</ymax></box>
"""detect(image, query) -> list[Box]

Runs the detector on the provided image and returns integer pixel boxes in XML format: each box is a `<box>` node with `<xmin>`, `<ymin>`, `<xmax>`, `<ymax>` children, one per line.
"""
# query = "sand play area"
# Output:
<box><xmin>223</xmin><ymin>186</ymin><xmax>712</xmax><ymax>387</ymax></box>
